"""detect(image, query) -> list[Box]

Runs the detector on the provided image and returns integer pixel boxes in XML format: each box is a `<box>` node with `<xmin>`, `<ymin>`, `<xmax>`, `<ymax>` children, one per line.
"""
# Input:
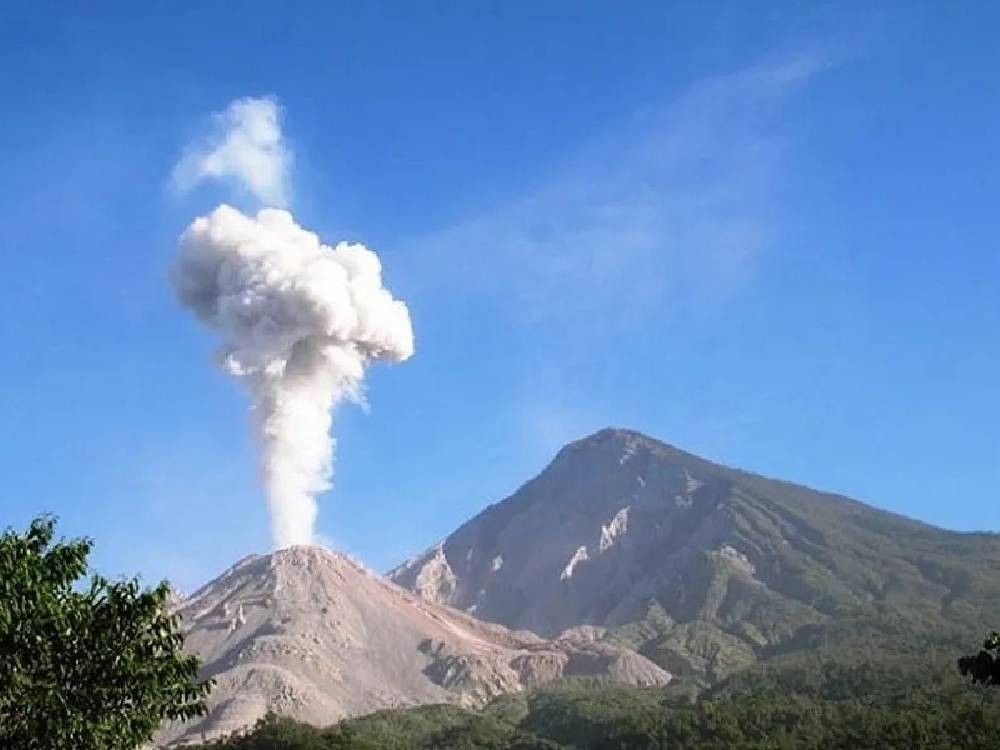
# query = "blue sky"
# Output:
<box><xmin>0</xmin><ymin>2</ymin><xmax>997</xmax><ymax>591</ymax></box>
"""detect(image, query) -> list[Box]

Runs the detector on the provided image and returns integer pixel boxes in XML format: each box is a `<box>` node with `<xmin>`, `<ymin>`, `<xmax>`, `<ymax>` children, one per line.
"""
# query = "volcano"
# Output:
<box><xmin>157</xmin><ymin>545</ymin><xmax>669</xmax><ymax>744</ymax></box>
<box><xmin>392</xmin><ymin>428</ymin><xmax>1000</xmax><ymax>682</ymax></box>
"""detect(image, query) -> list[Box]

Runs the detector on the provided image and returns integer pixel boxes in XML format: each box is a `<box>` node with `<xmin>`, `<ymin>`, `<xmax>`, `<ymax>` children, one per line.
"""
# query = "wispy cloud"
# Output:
<box><xmin>406</xmin><ymin>56</ymin><xmax>828</xmax><ymax>326</ymax></box>
<box><xmin>172</xmin><ymin>96</ymin><xmax>292</xmax><ymax>207</ymax></box>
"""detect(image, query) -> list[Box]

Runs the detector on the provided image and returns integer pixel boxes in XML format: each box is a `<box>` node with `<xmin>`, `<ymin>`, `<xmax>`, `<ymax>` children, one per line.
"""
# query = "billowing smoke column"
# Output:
<box><xmin>171</xmin><ymin>205</ymin><xmax>413</xmax><ymax>548</ymax></box>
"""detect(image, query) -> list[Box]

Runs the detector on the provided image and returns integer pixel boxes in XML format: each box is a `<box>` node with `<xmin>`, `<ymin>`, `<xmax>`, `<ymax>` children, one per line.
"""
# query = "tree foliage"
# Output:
<box><xmin>187</xmin><ymin>661</ymin><xmax>1000</xmax><ymax>750</ymax></box>
<box><xmin>958</xmin><ymin>631</ymin><xmax>1000</xmax><ymax>687</ymax></box>
<box><xmin>0</xmin><ymin>516</ymin><xmax>212</xmax><ymax>749</ymax></box>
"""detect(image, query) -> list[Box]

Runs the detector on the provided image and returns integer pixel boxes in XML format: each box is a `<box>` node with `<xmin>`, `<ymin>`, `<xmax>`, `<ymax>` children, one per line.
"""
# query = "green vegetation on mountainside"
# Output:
<box><xmin>596</xmin><ymin>442</ymin><xmax>1000</xmax><ymax>682</ymax></box>
<box><xmin>187</xmin><ymin>649</ymin><xmax>1000</xmax><ymax>749</ymax></box>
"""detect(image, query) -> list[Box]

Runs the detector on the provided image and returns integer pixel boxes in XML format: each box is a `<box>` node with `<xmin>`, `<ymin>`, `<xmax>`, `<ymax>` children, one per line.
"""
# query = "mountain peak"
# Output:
<box><xmin>556</xmin><ymin>427</ymin><xmax>712</xmax><ymax>473</ymax></box>
<box><xmin>266</xmin><ymin>544</ymin><xmax>372</xmax><ymax>576</ymax></box>
<box><xmin>564</xmin><ymin>426</ymin><xmax>666</xmax><ymax>453</ymax></box>
<box><xmin>392</xmin><ymin>427</ymin><xmax>1000</xmax><ymax>682</ymax></box>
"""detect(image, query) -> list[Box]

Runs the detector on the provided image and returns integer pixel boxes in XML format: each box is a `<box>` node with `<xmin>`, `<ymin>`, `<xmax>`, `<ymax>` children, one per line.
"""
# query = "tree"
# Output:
<box><xmin>0</xmin><ymin>516</ymin><xmax>212</xmax><ymax>749</ymax></box>
<box><xmin>958</xmin><ymin>631</ymin><xmax>1000</xmax><ymax>687</ymax></box>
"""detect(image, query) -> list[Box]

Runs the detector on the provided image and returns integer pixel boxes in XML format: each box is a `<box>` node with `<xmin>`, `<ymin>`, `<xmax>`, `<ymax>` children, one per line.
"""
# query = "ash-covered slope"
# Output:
<box><xmin>391</xmin><ymin>428</ymin><xmax>1000</xmax><ymax>682</ymax></box>
<box><xmin>157</xmin><ymin>545</ymin><xmax>668</xmax><ymax>745</ymax></box>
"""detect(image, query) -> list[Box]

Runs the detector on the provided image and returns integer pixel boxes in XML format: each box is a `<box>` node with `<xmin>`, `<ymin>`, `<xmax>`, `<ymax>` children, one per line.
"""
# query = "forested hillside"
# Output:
<box><xmin>185</xmin><ymin>648</ymin><xmax>1000</xmax><ymax>749</ymax></box>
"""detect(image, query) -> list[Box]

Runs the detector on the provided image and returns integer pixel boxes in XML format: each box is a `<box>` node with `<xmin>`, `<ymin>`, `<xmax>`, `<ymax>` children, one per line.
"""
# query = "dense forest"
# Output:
<box><xmin>185</xmin><ymin>649</ymin><xmax>1000</xmax><ymax>749</ymax></box>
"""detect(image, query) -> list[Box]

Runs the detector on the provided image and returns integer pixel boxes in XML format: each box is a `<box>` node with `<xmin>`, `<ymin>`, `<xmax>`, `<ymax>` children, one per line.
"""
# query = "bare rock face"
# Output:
<box><xmin>390</xmin><ymin>428</ymin><xmax>743</xmax><ymax>636</ymax></box>
<box><xmin>157</xmin><ymin>545</ymin><xmax>668</xmax><ymax>745</ymax></box>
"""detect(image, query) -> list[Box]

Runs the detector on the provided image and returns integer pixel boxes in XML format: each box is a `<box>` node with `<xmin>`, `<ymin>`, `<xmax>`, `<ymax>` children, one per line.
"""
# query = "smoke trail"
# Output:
<box><xmin>171</xmin><ymin>205</ymin><xmax>413</xmax><ymax>547</ymax></box>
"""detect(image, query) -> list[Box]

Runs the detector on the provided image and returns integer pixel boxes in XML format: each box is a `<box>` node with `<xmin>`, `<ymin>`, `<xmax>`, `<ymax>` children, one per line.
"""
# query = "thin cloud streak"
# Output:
<box><xmin>404</xmin><ymin>56</ymin><xmax>829</xmax><ymax>327</ymax></box>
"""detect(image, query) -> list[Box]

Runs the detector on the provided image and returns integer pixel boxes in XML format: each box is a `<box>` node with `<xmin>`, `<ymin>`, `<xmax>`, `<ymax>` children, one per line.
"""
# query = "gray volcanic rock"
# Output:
<box><xmin>157</xmin><ymin>545</ymin><xmax>668</xmax><ymax>745</ymax></box>
<box><xmin>391</xmin><ymin>428</ymin><xmax>1000</xmax><ymax>682</ymax></box>
<box><xmin>390</xmin><ymin>428</ymin><xmax>753</xmax><ymax>636</ymax></box>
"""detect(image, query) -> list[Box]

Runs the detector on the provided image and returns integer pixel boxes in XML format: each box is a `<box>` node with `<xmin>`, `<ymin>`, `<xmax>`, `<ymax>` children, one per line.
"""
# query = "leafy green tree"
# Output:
<box><xmin>0</xmin><ymin>516</ymin><xmax>212</xmax><ymax>749</ymax></box>
<box><xmin>958</xmin><ymin>631</ymin><xmax>1000</xmax><ymax>687</ymax></box>
<box><xmin>185</xmin><ymin>712</ymin><xmax>385</xmax><ymax>749</ymax></box>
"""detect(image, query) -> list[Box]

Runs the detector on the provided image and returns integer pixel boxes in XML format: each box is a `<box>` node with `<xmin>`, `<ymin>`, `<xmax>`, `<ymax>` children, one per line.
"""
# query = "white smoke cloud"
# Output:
<box><xmin>173</xmin><ymin>97</ymin><xmax>291</xmax><ymax>207</ymax></box>
<box><xmin>171</xmin><ymin>205</ymin><xmax>413</xmax><ymax>548</ymax></box>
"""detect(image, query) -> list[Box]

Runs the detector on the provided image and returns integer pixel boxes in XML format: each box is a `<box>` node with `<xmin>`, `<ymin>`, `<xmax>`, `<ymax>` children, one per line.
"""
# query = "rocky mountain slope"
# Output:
<box><xmin>157</xmin><ymin>545</ymin><xmax>669</xmax><ymax>745</ymax></box>
<box><xmin>391</xmin><ymin>428</ymin><xmax>1000</xmax><ymax>682</ymax></box>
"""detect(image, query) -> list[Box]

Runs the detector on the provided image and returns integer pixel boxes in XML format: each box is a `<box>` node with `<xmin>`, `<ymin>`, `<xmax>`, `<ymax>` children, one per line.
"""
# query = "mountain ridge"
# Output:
<box><xmin>391</xmin><ymin>427</ymin><xmax>1000</xmax><ymax>682</ymax></box>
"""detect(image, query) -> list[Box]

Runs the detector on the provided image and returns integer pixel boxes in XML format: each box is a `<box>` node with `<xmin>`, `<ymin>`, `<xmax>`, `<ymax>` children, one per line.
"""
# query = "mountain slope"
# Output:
<box><xmin>391</xmin><ymin>428</ymin><xmax>1000</xmax><ymax>681</ymax></box>
<box><xmin>156</xmin><ymin>545</ymin><xmax>669</xmax><ymax>745</ymax></box>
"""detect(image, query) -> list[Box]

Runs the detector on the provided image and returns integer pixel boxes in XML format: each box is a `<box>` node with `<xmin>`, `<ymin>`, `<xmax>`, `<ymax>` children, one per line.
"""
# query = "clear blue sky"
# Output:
<box><xmin>0</xmin><ymin>2</ymin><xmax>997</xmax><ymax>591</ymax></box>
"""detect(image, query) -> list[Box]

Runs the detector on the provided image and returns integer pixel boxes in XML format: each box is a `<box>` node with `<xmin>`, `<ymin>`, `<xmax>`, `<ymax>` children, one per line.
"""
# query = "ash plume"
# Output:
<box><xmin>172</xmin><ymin>96</ymin><xmax>291</xmax><ymax>207</ymax></box>
<box><xmin>171</xmin><ymin>205</ymin><xmax>413</xmax><ymax>548</ymax></box>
